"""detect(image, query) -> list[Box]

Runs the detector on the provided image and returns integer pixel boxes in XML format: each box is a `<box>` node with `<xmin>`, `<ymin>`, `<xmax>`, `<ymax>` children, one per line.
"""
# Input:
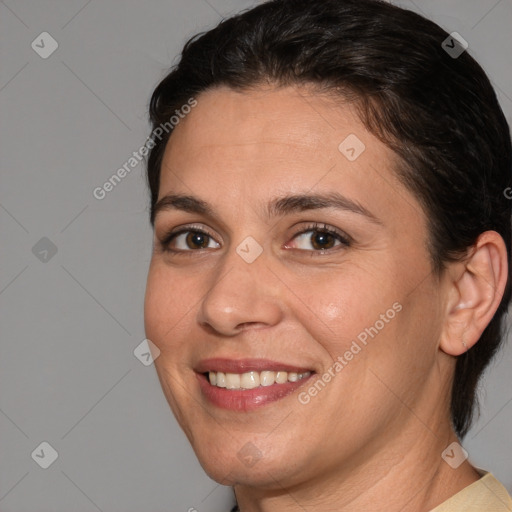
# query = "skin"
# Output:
<box><xmin>144</xmin><ymin>85</ymin><xmax>508</xmax><ymax>511</ymax></box>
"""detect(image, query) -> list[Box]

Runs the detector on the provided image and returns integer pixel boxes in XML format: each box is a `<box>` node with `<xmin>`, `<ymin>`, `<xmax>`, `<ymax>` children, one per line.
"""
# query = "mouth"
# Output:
<box><xmin>195</xmin><ymin>358</ymin><xmax>316</xmax><ymax>411</ymax></box>
<box><xmin>205</xmin><ymin>369</ymin><xmax>312</xmax><ymax>389</ymax></box>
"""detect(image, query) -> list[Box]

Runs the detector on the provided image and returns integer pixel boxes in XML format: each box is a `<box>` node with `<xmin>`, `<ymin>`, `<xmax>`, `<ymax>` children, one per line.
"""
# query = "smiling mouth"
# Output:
<box><xmin>196</xmin><ymin>369</ymin><xmax>316</xmax><ymax>411</ymax></box>
<box><xmin>205</xmin><ymin>370</ymin><xmax>312</xmax><ymax>389</ymax></box>
<box><xmin>195</xmin><ymin>358</ymin><xmax>316</xmax><ymax>410</ymax></box>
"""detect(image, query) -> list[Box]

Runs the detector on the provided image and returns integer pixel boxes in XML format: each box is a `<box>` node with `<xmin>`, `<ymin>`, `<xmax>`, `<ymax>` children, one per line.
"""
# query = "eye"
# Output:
<box><xmin>157</xmin><ymin>222</ymin><xmax>351</xmax><ymax>255</ymax></box>
<box><xmin>285</xmin><ymin>223</ymin><xmax>351</xmax><ymax>253</ymax></box>
<box><xmin>158</xmin><ymin>226</ymin><xmax>220</xmax><ymax>253</ymax></box>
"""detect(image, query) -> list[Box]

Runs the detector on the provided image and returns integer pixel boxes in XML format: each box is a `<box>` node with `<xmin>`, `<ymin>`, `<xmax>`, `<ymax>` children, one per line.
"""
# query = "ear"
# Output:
<box><xmin>440</xmin><ymin>231</ymin><xmax>509</xmax><ymax>356</ymax></box>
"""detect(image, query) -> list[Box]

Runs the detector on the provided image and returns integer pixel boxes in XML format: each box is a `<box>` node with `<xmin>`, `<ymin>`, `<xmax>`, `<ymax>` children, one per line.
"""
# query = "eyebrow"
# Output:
<box><xmin>151</xmin><ymin>191</ymin><xmax>382</xmax><ymax>226</ymax></box>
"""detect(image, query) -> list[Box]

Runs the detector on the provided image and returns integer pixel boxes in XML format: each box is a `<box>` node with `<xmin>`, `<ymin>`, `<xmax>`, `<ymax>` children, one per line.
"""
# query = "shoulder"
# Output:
<box><xmin>430</xmin><ymin>471</ymin><xmax>512</xmax><ymax>512</ymax></box>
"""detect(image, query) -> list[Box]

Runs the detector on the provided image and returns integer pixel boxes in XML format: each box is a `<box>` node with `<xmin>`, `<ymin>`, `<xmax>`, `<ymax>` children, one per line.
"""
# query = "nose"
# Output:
<box><xmin>197</xmin><ymin>244</ymin><xmax>283</xmax><ymax>336</ymax></box>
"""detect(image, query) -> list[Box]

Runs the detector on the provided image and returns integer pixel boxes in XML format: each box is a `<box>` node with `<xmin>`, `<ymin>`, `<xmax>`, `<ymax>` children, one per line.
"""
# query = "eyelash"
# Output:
<box><xmin>157</xmin><ymin>222</ymin><xmax>351</xmax><ymax>256</ymax></box>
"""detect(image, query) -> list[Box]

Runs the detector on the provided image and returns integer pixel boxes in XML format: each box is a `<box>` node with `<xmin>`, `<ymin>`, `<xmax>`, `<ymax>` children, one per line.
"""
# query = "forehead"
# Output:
<box><xmin>158</xmin><ymin>85</ymin><xmax>426</xmax><ymax>237</ymax></box>
<box><xmin>161</xmin><ymin>85</ymin><xmax>387</xmax><ymax>189</ymax></box>
<box><xmin>165</xmin><ymin>85</ymin><xmax>359</xmax><ymax>164</ymax></box>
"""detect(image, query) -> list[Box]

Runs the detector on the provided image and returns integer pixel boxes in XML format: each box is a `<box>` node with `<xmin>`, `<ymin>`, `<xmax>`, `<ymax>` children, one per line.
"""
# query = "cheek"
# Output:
<box><xmin>285</xmin><ymin>267</ymin><xmax>395</xmax><ymax>354</ymax></box>
<box><xmin>144</xmin><ymin>264</ymin><xmax>194</xmax><ymax>352</ymax></box>
<box><xmin>144</xmin><ymin>266</ymin><xmax>200</xmax><ymax>435</ymax></box>
<box><xmin>287</xmin><ymin>262</ymin><xmax>431</xmax><ymax>413</ymax></box>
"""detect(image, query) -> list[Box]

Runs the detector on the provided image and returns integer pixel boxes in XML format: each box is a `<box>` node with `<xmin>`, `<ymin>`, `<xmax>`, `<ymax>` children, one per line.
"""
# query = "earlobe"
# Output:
<box><xmin>439</xmin><ymin>231</ymin><xmax>508</xmax><ymax>357</ymax></box>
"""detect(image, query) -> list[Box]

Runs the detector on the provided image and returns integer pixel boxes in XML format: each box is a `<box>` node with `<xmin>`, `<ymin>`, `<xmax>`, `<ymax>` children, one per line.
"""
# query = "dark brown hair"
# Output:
<box><xmin>146</xmin><ymin>0</ymin><xmax>512</xmax><ymax>439</ymax></box>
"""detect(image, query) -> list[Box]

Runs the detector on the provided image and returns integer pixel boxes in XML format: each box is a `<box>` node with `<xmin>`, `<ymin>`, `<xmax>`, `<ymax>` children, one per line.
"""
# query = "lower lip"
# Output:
<box><xmin>196</xmin><ymin>372</ymin><xmax>314</xmax><ymax>411</ymax></box>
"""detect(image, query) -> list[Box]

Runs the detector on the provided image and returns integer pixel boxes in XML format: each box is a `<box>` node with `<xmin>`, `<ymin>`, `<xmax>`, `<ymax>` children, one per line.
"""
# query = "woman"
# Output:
<box><xmin>143</xmin><ymin>0</ymin><xmax>512</xmax><ymax>509</ymax></box>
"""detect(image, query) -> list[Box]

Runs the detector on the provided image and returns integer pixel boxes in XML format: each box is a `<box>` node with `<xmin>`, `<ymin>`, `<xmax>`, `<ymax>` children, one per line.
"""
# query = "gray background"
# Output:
<box><xmin>1</xmin><ymin>0</ymin><xmax>511</xmax><ymax>510</ymax></box>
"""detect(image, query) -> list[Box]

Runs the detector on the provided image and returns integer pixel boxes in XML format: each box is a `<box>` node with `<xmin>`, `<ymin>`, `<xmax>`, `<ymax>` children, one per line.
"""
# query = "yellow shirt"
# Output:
<box><xmin>431</xmin><ymin>472</ymin><xmax>512</xmax><ymax>511</ymax></box>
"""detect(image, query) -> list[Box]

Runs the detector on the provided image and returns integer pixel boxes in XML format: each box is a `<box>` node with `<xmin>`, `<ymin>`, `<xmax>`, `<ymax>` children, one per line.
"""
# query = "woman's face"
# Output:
<box><xmin>144</xmin><ymin>85</ymin><xmax>451</xmax><ymax>488</ymax></box>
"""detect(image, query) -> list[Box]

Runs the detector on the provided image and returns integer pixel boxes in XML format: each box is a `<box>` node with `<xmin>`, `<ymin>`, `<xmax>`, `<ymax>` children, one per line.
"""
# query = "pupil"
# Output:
<box><xmin>187</xmin><ymin>232</ymin><xmax>208</xmax><ymax>248</ymax></box>
<box><xmin>312</xmin><ymin>232</ymin><xmax>334</xmax><ymax>250</ymax></box>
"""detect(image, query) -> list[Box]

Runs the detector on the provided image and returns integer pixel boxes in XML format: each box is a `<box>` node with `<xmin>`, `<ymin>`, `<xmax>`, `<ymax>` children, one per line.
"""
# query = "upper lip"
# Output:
<box><xmin>195</xmin><ymin>358</ymin><xmax>315</xmax><ymax>374</ymax></box>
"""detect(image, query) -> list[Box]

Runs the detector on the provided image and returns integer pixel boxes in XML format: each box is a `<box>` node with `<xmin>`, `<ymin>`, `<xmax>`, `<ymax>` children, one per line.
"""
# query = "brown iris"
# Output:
<box><xmin>186</xmin><ymin>231</ymin><xmax>210</xmax><ymax>249</ymax></box>
<box><xmin>310</xmin><ymin>231</ymin><xmax>336</xmax><ymax>250</ymax></box>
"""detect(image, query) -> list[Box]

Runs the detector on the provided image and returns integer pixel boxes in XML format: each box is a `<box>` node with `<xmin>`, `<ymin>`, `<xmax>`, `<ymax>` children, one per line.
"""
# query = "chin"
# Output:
<box><xmin>191</xmin><ymin>435</ymin><xmax>305</xmax><ymax>489</ymax></box>
<box><xmin>200</xmin><ymin>458</ymin><xmax>290</xmax><ymax>489</ymax></box>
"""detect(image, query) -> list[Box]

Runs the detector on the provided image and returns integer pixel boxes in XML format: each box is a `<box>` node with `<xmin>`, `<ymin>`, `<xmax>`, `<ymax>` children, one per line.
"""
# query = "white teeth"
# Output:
<box><xmin>216</xmin><ymin>372</ymin><xmax>226</xmax><ymax>388</ymax></box>
<box><xmin>260</xmin><ymin>371</ymin><xmax>275</xmax><ymax>386</ymax></box>
<box><xmin>275</xmin><ymin>371</ymin><xmax>288</xmax><ymax>384</ymax></box>
<box><xmin>225</xmin><ymin>373</ymin><xmax>241</xmax><ymax>389</ymax></box>
<box><xmin>240</xmin><ymin>371</ymin><xmax>260</xmax><ymax>389</ymax></box>
<box><xmin>207</xmin><ymin>370</ymin><xmax>311</xmax><ymax>389</ymax></box>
